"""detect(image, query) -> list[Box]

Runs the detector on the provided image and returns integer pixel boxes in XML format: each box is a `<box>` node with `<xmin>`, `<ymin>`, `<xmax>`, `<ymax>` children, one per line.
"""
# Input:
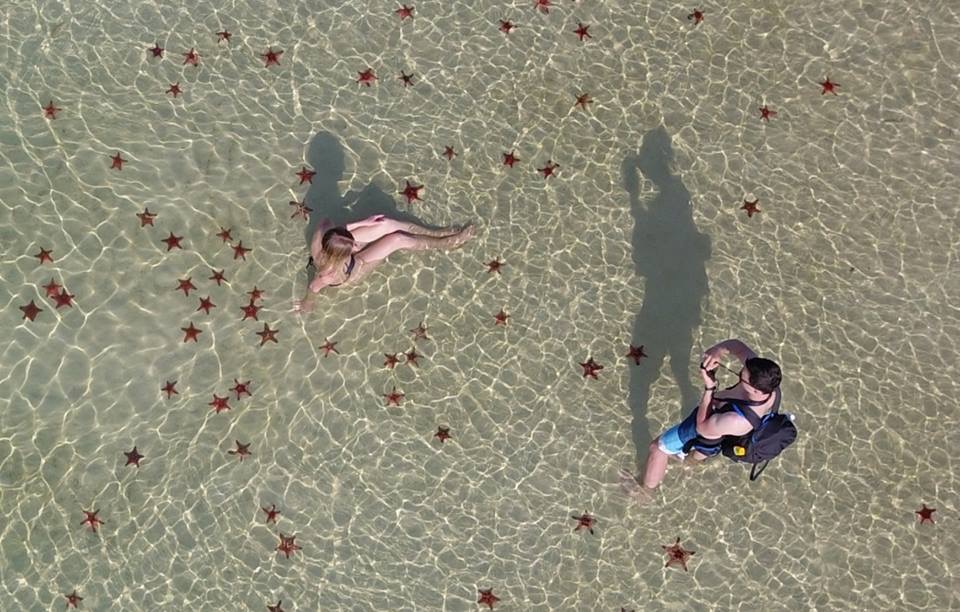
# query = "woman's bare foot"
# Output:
<box><xmin>448</xmin><ymin>223</ymin><xmax>476</xmax><ymax>249</ymax></box>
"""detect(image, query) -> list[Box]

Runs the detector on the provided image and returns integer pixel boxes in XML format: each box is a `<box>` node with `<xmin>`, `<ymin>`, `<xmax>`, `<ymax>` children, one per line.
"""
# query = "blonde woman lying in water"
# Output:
<box><xmin>292</xmin><ymin>214</ymin><xmax>475</xmax><ymax>313</ymax></box>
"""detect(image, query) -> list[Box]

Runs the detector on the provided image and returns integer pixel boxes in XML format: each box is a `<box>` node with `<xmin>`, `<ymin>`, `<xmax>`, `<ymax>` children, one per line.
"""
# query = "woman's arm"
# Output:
<box><xmin>309</xmin><ymin>273</ymin><xmax>333</xmax><ymax>293</ymax></box>
<box><xmin>293</xmin><ymin>273</ymin><xmax>332</xmax><ymax>313</ymax></box>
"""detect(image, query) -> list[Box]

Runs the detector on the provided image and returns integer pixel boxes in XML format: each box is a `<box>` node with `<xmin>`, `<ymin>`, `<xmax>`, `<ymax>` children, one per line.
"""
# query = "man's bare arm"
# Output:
<box><xmin>696</xmin><ymin>413</ymin><xmax>741</xmax><ymax>439</ymax></box>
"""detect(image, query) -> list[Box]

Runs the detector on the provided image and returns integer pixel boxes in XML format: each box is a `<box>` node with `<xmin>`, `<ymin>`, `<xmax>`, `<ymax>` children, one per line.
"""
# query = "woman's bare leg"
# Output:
<box><xmin>356</xmin><ymin>225</ymin><xmax>474</xmax><ymax>265</ymax></box>
<box><xmin>349</xmin><ymin>218</ymin><xmax>461</xmax><ymax>244</ymax></box>
<box><xmin>402</xmin><ymin>224</ymin><xmax>475</xmax><ymax>251</ymax></box>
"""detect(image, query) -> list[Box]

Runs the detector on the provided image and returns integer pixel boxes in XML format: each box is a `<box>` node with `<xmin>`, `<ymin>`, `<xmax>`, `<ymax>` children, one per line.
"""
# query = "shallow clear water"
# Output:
<box><xmin>1</xmin><ymin>0</ymin><xmax>958</xmax><ymax>610</ymax></box>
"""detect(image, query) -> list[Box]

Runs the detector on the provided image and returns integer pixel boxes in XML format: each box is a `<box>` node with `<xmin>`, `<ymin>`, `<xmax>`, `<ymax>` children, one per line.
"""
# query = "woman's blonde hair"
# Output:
<box><xmin>314</xmin><ymin>227</ymin><xmax>355</xmax><ymax>274</ymax></box>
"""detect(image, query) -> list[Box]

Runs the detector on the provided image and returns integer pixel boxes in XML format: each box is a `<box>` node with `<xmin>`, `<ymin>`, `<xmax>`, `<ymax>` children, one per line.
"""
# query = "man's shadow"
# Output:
<box><xmin>300</xmin><ymin>132</ymin><xmax>441</xmax><ymax>267</ymax></box>
<box><xmin>623</xmin><ymin>127</ymin><xmax>711</xmax><ymax>466</ymax></box>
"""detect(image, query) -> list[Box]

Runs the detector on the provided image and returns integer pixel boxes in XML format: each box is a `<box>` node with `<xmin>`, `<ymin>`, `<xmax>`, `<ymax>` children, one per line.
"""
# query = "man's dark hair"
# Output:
<box><xmin>745</xmin><ymin>357</ymin><xmax>781</xmax><ymax>393</ymax></box>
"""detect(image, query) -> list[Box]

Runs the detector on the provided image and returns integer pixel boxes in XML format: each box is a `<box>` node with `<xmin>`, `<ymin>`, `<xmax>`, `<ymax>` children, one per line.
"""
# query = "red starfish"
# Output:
<box><xmin>502</xmin><ymin>151</ymin><xmax>520</xmax><ymax>168</ymax></box>
<box><xmin>267</xmin><ymin>600</ymin><xmax>285</xmax><ymax>612</ymax></box>
<box><xmin>209</xmin><ymin>394</ymin><xmax>231</xmax><ymax>414</ymax></box>
<box><xmin>410</xmin><ymin>321</ymin><xmax>429</xmax><ymax>341</ymax></box>
<box><xmin>434</xmin><ymin>426</ymin><xmax>451</xmax><ymax>443</ymax></box>
<box><xmin>216</xmin><ymin>227</ymin><xmax>233</xmax><ymax>242</ymax></box>
<box><xmin>43</xmin><ymin>100</ymin><xmax>62</xmax><ymax>119</ymax></box>
<box><xmin>166</xmin><ymin>82</ymin><xmax>182</xmax><ymax>97</ymax></box>
<box><xmin>533</xmin><ymin>0</ymin><xmax>551</xmax><ymax>14</ymax></box>
<box><xmin>181</xmin><ymin>322</ymin><xmax>202</xmax><ymax>342</ymax></box>
<box><xmin>625</xmin><ymin>344</ymin><xmax>647</xmax><ymax>365</ymax></box>
<box><xmin>197</xmin><ymin>296</ymin><xmax>215</xmax><ymax>314</ymax></box>
<box><xmin>240</xmin><ymin>301</ymin><xmax>260</xmax><ymax>321</ymax></box>
<box><xmin>405</xmin><ymin>348</ymin><xmax>421</xmax><ymax>367</ymax></box>
<box><xmin>43</xmin><ymin>278</ymin><xmax>62</xmax><ymax>297</ymax></box>
<box><xmin>124</xmin><ymin>446</ymin><xmax>144</xmax><ymax>467</ymax></box>
<box><xmin>357</xmin><ymin>68</ymin><xmax>377</xmax><ymax>86</ymax></box>
<box><xmin>819</xmin><ymin>77</ymin><xmax>840</xmax><ymax>95</ymax></box>
<box><xmin>209</xmin><ymin>269</ymin><xmax>227</xmax><ymax>285</ymax></box>
<box><xmin>256</xmin><ymin>323</ymin><xmax>279</xmax><ymax>345</ymax></box>
<box><xmin>486</xmin><ymin>258</ymin><xmax>505</xmax><ymax>273</ymax></box>
<box><xmin>262</xmin><ymin>47</ymin><xmax>283</xmax><ymax>67</ymax></box>
<box><xmin>176</xmin><ymin>277</ymin><xmax>196</xmax><ymax>296</ymax></box>
<box><xmin>575</xmin><ymin>93</ymin><xmax>592</xmax><ymax>109</ymax></box>
<box><xmin>110</xmin><ymin>152</ymin><xmax>126</xmax><ymax>170</ymax></box>
<box><xmin>396</xmin><ymin>4</ymin><xmax>414</xmax><ymax>20</ymax></box>
<box><xmin>574</xmin><ymin>23</ymin><xmax>591</xmax><ymax>41</ymax></box>
<box><xmin>538</xmin><ymin>160</ymin><xmax>559</xmax><ymax>178</ymax></box>
<box><xmin>571</xmin><ymin>512</ymin><xmax>595</xmax><ymax>534</ymax></box>
<box><xmin>499</xmin><ymin>20</ymin><xmax>516</xmax><ymax>34</ymax></box>
<box><xmin>148</xmin><ymin>43</ymin><xmax>164</xmax><ymax>58</ymax></box>
<box><xmin>741</xmin><ymin>198</ymin><xmax>760</xmax><ymax>218</ymax></box>
<box><xmin>228</xmin><ymin>440</ymin><xmax>251</xmax><ymax>461</ymax></box>
<box><xmin>162</xmin><ymin>380</ymin><xmax>178</xmax><ymax>398</ymax></box>
<box><xmin>320</xmin><ymin>339</ymin><xmax>339</xmax><ymax>356</ymax></box>
<box><xmin>384</xmin><ymin>353</ymin><xmax>401</xmax><ymax>369</ymax></box>
<box><xmin>53</xmin><ymin>289</ymin><xmax>76</xmax><ymax>309</ymax></box>
<box><xmin>161</xmin><ymin>232</ymin><xmax>183</xmax><ymax>250</ymax></box>
<box><xmin>289</xmin><ymin>199</ymin><xmax>313</xmax><ymax>220</ymax></box>
<box><xmin>759</xmin><ymin>105</ymin><xmax>777</xmax><ymax>121</ymax></box>
<box><xmin>400</xmin><ymin>180</ymin><xmax>424</xmax><ymax>203</ymax></box>
<box><xmin>248</xmin><ymin>286</ymin><xmax>265</xmax><ymax>302</ymax></box>
<box><xmin>81</xmin><ymin>509</ymin><xmax>104</xmax><ymax>532</ymax></box>
<box><xmin>477</xmin><ymin>588</ymin><xmax>500</xmax><ymax>609</ymax></box>
<box><xmin>137</xmin><ymin>208</ymin><xmax>157</xmax><ymax>226</ymax></box>
<box><xmin>579</xmin><ymin>357</ymin><xmax>603</xmax><ymax>379</ymax></box>
<box><xmin>65</xmin><ymin>590</ymin><xmax>83</xmax><ymax>608</ymax></box>
<box><xmin>915</xmin><ymin>504</ymin><xmax>936</xmax><ymax>524</ymax></box>
<box><xmin>384</xmin><ymin>386</ymin><xmax>405</xmax><ymax>406</ymax></box>
<box><xmin>231</xmin><ymin>379</ymin><xmax>252</xmax><ymax>399</ymax></box>
<box><xmin>262</xmin><ymin>504</ymin><xmax>281</xmax><ymax>523</ymax></box>
<box><xmin>20</xmin><ymin>300</ymin><xmax>43</xmax><ymax>321</ymax></box>
<box><xmin>442</xmin><ymin>146</ymin><xmax>457</xmax><ymax>160</ymax></box>
<box><xmin>35</xmin><ymin>247</ymin><xmax>54</xmax><ymax>263</ymax></box>
<box><xmin>276</xmin><ymin>532</ymin><xmax>301</xmax><ymax>558</ymax></box>
<box><xmin>183</xmin><ymin>48</ymin><xmax>199</xmax><ymax>66</ymax></box>
<box><xmin>688</xmin><ymin>9</ymin><xmax>705</xmax><ymax>24</ymax></box>
<box><xmin>217</xmin><ymin>30</ymin><xmax>231</xmax><ymax>42</ymax></box>
<box><xmin>399</xmin><ymin>71</ymin><xmax>415</xmax><ymax>87</ymax></box>
<box><xmin>662</xmin><ymin>537</ymin><xmax>695</xmax><ymax>571</ymax></box>
<box><xmin>296</xmin><ymin>166</ymin><xmax>316</xmax><ymax>184</ymax></box>
<box><xmin>494</xmin><ymin>308</ymin><xmax>509</xmax><ymax>325</ymax></box>
<box><xmin>233</xmin><ymin>241</ymin><xmax>251</xmax><ymax>260</ymax></box>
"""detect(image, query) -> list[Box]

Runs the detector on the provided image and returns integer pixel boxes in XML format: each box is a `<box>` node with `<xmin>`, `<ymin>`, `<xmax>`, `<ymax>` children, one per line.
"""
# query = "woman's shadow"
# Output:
<box><xmin>622</xmin><ymin>127</ymin><xmax>711</xmax><ymax>468</ymax></box>
<box><xmin>300</xmin><ymin>132</ymin><xmax>441</xmax><ymax>267</ymax></box>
